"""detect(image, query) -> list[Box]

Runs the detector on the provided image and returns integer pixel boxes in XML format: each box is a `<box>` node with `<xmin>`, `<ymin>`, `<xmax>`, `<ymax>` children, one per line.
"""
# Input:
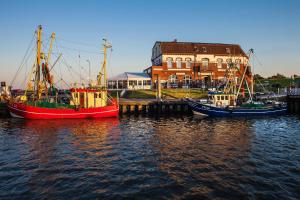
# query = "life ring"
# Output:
<box><xmin>216</xmin><ymin>101</ymin><xmax>222</xmax><ymax>107</ymax></box>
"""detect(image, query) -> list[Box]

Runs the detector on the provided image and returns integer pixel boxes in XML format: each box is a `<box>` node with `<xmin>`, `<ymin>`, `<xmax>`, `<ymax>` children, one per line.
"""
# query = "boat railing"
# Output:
<box><xmin>288</xmin><ymin>88</ymin><xmax>300</xmax><ymax>96</ymax></box>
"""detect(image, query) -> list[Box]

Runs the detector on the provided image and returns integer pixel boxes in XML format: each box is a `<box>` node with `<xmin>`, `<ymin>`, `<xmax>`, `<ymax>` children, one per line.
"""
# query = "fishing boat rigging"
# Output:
<box><xmin>8</xmin><ymin>25</ymin><xmax>119</xmax><ymax>119</ymax></box>
<box><xmin>187</xmin><ymin>49</ymin><xmax>287</xmax><ymax>117</ymax></box>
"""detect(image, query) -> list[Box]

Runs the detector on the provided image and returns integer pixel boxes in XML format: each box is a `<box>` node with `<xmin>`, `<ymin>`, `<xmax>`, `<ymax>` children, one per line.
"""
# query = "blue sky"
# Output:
<box><xmin>0</xmin><ymin>0</ymin><xmax>299</xmax><ymax>87</ymax></box>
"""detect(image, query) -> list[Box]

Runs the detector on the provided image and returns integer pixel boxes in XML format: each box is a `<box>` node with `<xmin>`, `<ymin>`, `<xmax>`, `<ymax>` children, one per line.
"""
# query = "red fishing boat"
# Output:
<box><xmin>8</xmin><ymin>25</ymin><xmax>119</xmax><ymax>119</ymax></box>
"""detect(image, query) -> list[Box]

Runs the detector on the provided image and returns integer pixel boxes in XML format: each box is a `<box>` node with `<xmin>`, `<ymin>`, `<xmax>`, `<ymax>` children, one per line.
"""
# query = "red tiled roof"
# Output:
<box><xmin>157</xmin><ymin>41</ymin><xmax>248</xmax><ymax>57</ymax></box>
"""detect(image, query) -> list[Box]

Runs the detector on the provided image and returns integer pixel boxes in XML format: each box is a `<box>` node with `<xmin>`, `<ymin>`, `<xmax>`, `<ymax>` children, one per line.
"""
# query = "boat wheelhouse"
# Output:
<box><xmin>208</xmin><ymin>92</ymin><xmax>236</xmax><ymax>107</ymax></box>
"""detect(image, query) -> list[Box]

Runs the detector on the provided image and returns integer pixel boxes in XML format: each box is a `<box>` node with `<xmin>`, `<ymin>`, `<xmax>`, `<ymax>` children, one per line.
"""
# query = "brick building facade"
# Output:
<box><xmin>144</xmin><ymin>41</ymin><xmax>249</xmax><ymax>88</ymax></box>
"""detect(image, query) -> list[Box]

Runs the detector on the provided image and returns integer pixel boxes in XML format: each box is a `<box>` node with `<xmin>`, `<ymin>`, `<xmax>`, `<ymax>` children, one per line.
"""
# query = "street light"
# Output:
<box><xmin>86</xmin><ymin>59</ymin><xmax>91</xmax><ymax>86</ymax></box>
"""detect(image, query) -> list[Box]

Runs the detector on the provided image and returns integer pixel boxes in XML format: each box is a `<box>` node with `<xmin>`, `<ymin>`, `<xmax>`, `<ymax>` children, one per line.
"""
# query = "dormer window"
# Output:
<box><xmin>226</xmin><ymin>48</ymin><xmax>231</xmax><ymax>54</ymax></box>
<box><xmin>202</xmin><ymin>47</ymin><xmax>207</xmax><ymax>53</ymax></box>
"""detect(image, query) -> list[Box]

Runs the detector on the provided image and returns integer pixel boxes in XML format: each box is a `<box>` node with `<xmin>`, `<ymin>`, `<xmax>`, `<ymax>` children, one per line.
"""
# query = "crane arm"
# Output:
<box><xmin>46</xmin><ymin>33</ymin><xmax>55</xmax><ymax>65</ymax></box>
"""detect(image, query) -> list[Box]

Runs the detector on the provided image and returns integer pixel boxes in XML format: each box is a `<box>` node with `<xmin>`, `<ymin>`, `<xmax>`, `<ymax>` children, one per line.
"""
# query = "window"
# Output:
<box><xmin>94</xmin><ymin>93</ymin><xmax>97</xmax><ymax>98</ymax></box>
<box><xmin>226</xmin><ymin>48</ymin><xmax>231</xmax><ymax>54</ymax></box>
<box><xmin>168</xmin><ymin>75</ymin><xmax>177</xmax><ymax>83</ymax></box>
<box><xmin>226</xmin><ymin>58</ymin><xmax>232</xmax><ymax>68</ymax></box>
<box><xmin>202</xmin><ymin>58</ymin><xmax>209</xmax><ymax>70</ymax></box>
<box><xmin>176</xmin><ymin>57</ymin><xmax>182</xmax><ymax>68</ymax></box>
<box><xmin>217</xmin><ymin>58</ymin><xmax>223</xmax><ymax>68</ymax></box>
<box><xmin>167</xmin><ymin>57</ymin><xmax>173</xmax><ymax>68</ymax></box>
<box><xmin>184</xmin><ymin>75</ymin><xmax>191</xmax><ymax>85</ymax></box>
<box><xmin>217</xmin><ymin>96</ymin><xmax>220</xmax><ymax>100</ymax></box>
<box><xmin>185</xmin><ymin>58</ymin><xmax>192</xmax><ymax>68</ymax></box>
<box><xmin>225</xmin><ymin>96</ymin><xmax>229</xmax><ymax>100</ymax></box>
<box><xmin>202</xmin><ymin>47</ymin><xmax>207</xmax><ymax>53</ymax></box>
<box><xmin>138</xmin><ymin>81</ymin><xmax>142</xmax><ymax>86</ymax></box>
<box><xmin>235</xmin><ymin>59</ymin><xmax>241</xmax><ymax>69</ymax></box>
<box><xmin>143</xmin><ymin>80</ymin><xmax>151</xmax><ymax>86</ymax></box>
<box><xmin>221</xmin><ymin>96</ymin><xmax>225</xmax><ymax>100</ymax></box>
<box><xmin>129</xmin><ymin>80</ymin><xmax>137</xmax><ymax>86</ymax></box>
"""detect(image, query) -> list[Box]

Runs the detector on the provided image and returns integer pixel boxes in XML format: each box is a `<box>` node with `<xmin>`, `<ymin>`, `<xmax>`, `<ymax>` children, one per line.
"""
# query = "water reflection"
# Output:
<box><xmin>0</xmin><ymin>116</ymin><xmax>299</xmax><ymax>199</ymax></box>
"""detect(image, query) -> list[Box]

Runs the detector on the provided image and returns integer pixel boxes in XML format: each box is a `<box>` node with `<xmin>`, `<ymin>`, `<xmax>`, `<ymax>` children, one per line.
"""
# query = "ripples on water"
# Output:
<box><xmin>0</xmin><ymin>115</ymin><xmax>299</xmax><ymax>199</ymax></box>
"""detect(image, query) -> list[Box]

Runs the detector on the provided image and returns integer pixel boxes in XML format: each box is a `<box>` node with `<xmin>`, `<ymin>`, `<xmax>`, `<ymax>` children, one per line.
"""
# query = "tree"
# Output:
<box><xmin>254</xmin><ymin>74</ymin><xmax>264</xmax><ymax>80</ymax></box>
<box><xmin>268</xmin><ymin>73</ymin><xmax>286</xmax><ymax>79</ymax></box>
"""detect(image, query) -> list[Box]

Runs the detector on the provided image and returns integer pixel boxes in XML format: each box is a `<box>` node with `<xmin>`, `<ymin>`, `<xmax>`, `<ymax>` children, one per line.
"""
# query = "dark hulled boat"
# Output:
<box><xmin>187</xmin><ymin>49</ymin><xmax>287</xmax><ymax>117</ymax></box>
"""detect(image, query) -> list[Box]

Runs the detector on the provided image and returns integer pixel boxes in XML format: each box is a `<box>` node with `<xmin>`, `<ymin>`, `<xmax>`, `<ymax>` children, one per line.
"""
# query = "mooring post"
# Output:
<box><xmin>156</xmin><ymin>74</ymin><xmax>161</xmax><ymax>101</ymax></box>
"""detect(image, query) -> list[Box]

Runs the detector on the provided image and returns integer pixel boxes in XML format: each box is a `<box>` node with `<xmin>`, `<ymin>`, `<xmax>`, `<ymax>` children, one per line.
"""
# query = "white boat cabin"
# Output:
<box><xmin>208</xmin><ymin>93</ymin><xmax>236</xmax><ymax>107</ymax></box>
<box><xmin>70</xmin><ymin>88</ymin><xmax>107</xmax><ymax>108</ymax></box>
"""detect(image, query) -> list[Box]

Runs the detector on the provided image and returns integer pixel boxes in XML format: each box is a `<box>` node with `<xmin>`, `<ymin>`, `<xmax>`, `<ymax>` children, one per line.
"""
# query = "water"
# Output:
<box><xmin>0</xmin><ymin>115</ymin><xmax>299</xmax><ymax>199</ymax></box>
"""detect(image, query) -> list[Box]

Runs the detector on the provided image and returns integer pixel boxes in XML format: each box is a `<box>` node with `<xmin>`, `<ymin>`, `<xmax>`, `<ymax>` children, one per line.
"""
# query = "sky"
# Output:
<box><xmin>0</xmin><ymin>0</ymin><xmax>300</xmax><ymax>87</ymax></box>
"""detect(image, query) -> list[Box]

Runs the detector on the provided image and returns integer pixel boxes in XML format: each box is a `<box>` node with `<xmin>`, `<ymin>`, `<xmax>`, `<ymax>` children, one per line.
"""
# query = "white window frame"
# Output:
<box><xmin>167</xmin><ymin>57</ymin><xmax>173</xmax><ymax>68</ymax></box>
<box><xmin>202</xmin><ymin>58</ymin><xmax>209</xmax><ymax>70</ymax></box>
<box><xmin>169</xmin><ymin>75</ymin><xmax>177</xmax><ymax>83</ymax></box>
<box><xmin>217</xmin><ymin>58</ymin><xmax>223</xmax><ymax>68</ymax></box>
<box><xmin>176</xmin><ymin>57</ymin><xmax>182</xmax><ymax>68</ymax></box>
<box><xmin>185</xmin><ymin>58</ymin><xmax>191</xmax><ymax>68</ymax></box>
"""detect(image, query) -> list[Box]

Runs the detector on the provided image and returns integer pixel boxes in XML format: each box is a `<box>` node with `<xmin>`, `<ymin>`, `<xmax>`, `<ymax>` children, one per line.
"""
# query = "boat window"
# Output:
<box><xmin>94</xmin><ymin>93</ymin><xmax>97</xmax><ymax>98</ymax></box>
<box><xmin>74</xmin><ymin>93</ymin><xmax>78</xmax><ymax>98</ymax></box>
<box><xmin>221</xmin><ymin>96</ymin><xmax>225</xmax><ymax>100</ymax></box>
<box><xmin>99</xmin><ymin>93</ymin><xmax>101</xmax><ymax>98</ymax></box>
<box><xmin>225</xmin><ymin>96</ymin><xmax>229</xmax><ymax>100</ymax></box>
<box><xmin>217</xmin><ymin>96</ymin><xmax>220</xmax><ymax>100</ymax></box>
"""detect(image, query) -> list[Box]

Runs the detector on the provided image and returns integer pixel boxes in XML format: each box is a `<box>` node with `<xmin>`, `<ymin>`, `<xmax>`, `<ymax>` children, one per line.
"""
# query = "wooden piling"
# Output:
<box><xmin>118</xmin><ymin>99</ymin><xmax>192</xmax><ymax>115</ymax></box>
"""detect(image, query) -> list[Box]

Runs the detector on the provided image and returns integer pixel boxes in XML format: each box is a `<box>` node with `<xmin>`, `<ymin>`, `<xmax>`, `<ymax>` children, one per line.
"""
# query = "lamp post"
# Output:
<box><xmin>86</xmin><ymin>59</ymin><xmax>91</xmax><ymax>86</ymax></box>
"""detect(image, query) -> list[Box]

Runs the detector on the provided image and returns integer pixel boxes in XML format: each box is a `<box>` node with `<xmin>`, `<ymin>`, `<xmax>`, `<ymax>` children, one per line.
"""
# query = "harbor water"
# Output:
<box><xmin>0</xmin><ymin>115</ymin><xmax>299</xmax><ymax>199</ymax></box>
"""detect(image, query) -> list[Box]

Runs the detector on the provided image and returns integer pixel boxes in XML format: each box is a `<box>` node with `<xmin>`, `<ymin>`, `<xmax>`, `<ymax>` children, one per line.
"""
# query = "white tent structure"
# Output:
<box><xmin>108</xmin><ymin>72</ymin><xmax>151</xmax><ymax>90</ymax></box>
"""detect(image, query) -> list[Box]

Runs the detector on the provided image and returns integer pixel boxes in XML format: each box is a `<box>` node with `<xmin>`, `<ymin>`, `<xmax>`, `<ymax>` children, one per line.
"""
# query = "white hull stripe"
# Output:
<box><xmin>10</xmin><ymin>112</ymin><xmax>24</xmax><ymax>118</ymax></box>
<box><xmin>8</xmin><ymin>106</ymin><xmax>119</xmax><ymax>116</ymax></box>
<box><xmin>193</xmin><ymin>107</ymin><xmax>286</xmax><ymax>114</ymax></box>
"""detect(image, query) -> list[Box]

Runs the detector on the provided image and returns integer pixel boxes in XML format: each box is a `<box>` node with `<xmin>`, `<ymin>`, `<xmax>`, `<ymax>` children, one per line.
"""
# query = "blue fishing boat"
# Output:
<box><xmin>187</xmin><ymin>98</ymin><xmax>287</xmax><ymax>117</ymax></box>
<box><xmin>187</xmin><ymin>49</ymin><xmax>287</xmax><ymax>117</ymax></box>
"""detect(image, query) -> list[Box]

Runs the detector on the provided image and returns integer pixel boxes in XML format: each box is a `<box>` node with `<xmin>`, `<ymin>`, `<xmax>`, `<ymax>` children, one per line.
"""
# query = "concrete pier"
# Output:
<box><xmin>118</xmin><ymin>99</ymin><xmax>192</xmax><ymax>115</ymax></box>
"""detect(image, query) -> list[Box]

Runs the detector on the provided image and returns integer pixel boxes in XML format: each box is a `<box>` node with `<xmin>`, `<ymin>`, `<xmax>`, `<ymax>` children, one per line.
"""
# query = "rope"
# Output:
<box><xmin>56</xmin><ymin>44</ymin><xmax>102</xmax><ymax>55</ymax></box>
<box><xmin>10</xmin><ymin>32</ymin><xmax>36</xmax><ymax>86</ymax></box>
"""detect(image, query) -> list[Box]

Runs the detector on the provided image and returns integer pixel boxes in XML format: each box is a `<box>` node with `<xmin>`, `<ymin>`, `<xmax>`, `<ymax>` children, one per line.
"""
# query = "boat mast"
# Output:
<box><xmin>235</xmin><ymin>49</ymin><xmax>254</xmax><ymax>101</ymax></box>
<box><xmin>34</xmin><ymin>25</ymin><xmax>42</xmax><ymax>100</ymax></box>
<box><xmin>97</xmin><ymin>39</ymin><xmax>112</xmax><ymax>88</ymax></box>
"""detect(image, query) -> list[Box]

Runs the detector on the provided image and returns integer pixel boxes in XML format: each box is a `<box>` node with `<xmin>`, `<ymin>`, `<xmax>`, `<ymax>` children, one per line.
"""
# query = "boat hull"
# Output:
<box><xmin>187</xmin><ymin>99</ymin><xmax>287</xmax><ymax>117</ymax></box>
<box><xmin>8</xmin><ymin>102</ymin><xmax>119</xmax><ymax>119</ymax></box>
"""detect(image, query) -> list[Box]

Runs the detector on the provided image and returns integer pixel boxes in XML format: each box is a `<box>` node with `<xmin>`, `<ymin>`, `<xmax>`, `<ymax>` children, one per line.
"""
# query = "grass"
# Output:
<box><xmin>109</xmin><ymin>89</ymin><xmax>207</xmax><ymax>99</ymax></box>
<box><xmin>255</xmin><ymin>77</ymin><xmax>300</xmax><ymax>92</ymax></box>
